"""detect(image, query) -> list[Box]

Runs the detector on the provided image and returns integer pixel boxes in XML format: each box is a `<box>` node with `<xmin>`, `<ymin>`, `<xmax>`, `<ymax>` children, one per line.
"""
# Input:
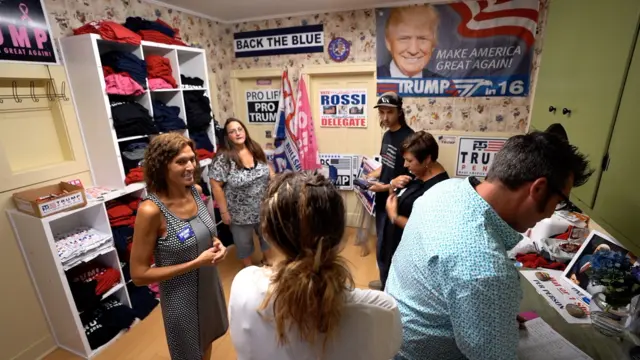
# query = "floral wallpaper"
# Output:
<box><xmin>227</xmin><ymin>0</ymin><xmax>549</xmax><ymax>133</ymax></box>
<box><xmin>44</xmin><ymin>0</ymin><xmax>548</xmax><ymax>133</ymax></box>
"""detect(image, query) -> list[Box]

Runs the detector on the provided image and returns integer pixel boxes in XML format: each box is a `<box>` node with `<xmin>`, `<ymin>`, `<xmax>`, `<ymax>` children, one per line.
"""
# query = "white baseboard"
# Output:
<box><xmin>10</xmin><ymin>335</ymin><xmax>55</xmax><ymax>360</ymax></box>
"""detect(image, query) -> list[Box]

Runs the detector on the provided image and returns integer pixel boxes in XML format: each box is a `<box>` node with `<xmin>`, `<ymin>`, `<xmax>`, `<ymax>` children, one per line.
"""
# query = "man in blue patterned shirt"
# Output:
<box><xmin>385</xmin><ymin>131</ymin><xmax>593</xmax><ymax>360</ymax></box>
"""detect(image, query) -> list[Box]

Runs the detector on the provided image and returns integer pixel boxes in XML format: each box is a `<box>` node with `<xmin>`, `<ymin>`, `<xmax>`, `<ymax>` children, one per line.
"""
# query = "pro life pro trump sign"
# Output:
<box><xmin>456</xmin><ymin>137</ymin><xmax>506</xmax><ymax>177</ymax></box>
<box><xmin>246</xmin><ymin>89</ymin><xmax>280</xmax><ymax>123</ymax></box>
<box><xmin>234</xmin><ymin>24</ymin><xmax>324</xmax><ymax>58</ymax></box>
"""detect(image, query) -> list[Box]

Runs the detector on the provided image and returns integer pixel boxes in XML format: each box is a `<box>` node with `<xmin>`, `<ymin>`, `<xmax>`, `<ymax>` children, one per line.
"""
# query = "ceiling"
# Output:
<box><xmin>145</xmin><ymin>0</ymin><xmax>434</xmax><ymax>23</ymax></box>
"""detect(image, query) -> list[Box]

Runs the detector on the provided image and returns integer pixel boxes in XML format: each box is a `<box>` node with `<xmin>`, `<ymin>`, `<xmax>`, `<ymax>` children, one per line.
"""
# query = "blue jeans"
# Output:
<box><xmin>375</xmin><ymin>207</ymin><xmax>388</xmax><ymax>281</ymax></box>
<box><xmin>229</xmin><ymin>223</ymin><xmax>270</xmax><ymax>259</ymax></box>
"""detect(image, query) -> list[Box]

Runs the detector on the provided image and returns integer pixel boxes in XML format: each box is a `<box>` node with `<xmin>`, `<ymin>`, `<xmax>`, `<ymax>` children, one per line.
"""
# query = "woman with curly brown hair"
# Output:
<box><xmin>228</xmin><ymin>171</ymin><xmax>402</xmax><ymax>360</ymax></box>
<box><xmin>130</xmin><ymin>133</ymin><xmax>229</xmax><ymax>360</ymax></box>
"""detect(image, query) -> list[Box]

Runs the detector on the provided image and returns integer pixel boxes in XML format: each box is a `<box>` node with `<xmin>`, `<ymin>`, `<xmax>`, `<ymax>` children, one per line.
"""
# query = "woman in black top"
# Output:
<box><xmin>380</xmin><ymin>131</ymin><xmax>449</xmax><ymax>290</ymax></box>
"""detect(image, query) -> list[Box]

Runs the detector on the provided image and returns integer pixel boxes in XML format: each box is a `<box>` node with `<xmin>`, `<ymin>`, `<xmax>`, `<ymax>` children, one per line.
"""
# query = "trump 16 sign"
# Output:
<box><xmin>456</xmin><ymin>137</ymin><xmax>507</xmax><ymax>177</ymax></box>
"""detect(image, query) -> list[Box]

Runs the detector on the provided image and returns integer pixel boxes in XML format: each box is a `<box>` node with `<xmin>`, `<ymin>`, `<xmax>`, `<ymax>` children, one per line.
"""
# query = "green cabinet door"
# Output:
<box><xmin>592</xmin><ymin>33</ymin><xmax>640</xmax><ymax>247</ymax></box>
<box><xmin>530</xmin><ymin>0</ymin><xmax>640</xmax><ymax>208</ymax></box>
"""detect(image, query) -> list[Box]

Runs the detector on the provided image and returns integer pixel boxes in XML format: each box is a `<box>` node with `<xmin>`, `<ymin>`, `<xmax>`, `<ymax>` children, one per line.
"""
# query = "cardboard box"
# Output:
<box><xmin>13</xmin><ymin>182</ymin><xmax>87</xmax><ymax>218</ymax></box>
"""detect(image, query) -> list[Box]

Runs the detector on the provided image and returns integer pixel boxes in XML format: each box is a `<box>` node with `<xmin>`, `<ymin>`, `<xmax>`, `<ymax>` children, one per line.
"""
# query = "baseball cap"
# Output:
<box><xmin>374</xmin><ymin>92</ymin><xmax>402</xmax><ymax>108</ymax></box>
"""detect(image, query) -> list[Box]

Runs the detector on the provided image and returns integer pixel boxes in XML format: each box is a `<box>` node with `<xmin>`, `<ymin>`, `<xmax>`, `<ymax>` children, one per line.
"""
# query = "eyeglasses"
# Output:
<box><xmin>227</xmin><ymin>127</ymin><xmax>244</xmax><ymax>135</ymax></box>
<box><xmin>554</xmin><ymin>188</ymin><xmax>572</xmax><ymax>211</ymax></box>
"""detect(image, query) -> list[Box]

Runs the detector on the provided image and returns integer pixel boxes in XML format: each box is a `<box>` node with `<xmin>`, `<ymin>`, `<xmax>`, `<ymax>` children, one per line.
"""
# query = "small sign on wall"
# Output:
<box><xmin>319</xmin><ymin>89</ymin><xmax>367</xmax><ymax>128</ymax></box>
<box><xmin>246</xmin><ymin>89</ymin><xmax>280</xmax><ymax>123</ymax></box>
<box><xmin>319</xmin><ymin>154</ymin><xmax>359</xmax><ymax>190</ymax></box>
<box><xmin>233</xmin><ymin>24</ymin><xmax>324</xmax><ymax>58</ymax></box>
<box><xmin>456</xmin><ymin>137</ymin><xmax>506</xmax><ymax>177</ymax></box>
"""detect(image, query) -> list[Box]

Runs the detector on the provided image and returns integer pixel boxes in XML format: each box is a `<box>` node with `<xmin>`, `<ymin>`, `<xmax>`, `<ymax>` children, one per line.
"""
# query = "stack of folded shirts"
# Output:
<box><xmin>101</xmin><ymin>51</ymin><xmax>147</xmax><ymax>88</ymax></box>
<box><xmin>73</xmin><ymin>21</ymin><xmax>142</xmax><ymax>46</ymax></box>
<box><xmin>55</xmin><ymin>227</ymin><xmax>112</xmax><ymax>268</ymax></box>
<box><xmin>125</xmin><ymin>167</ymin><xmax>144</xmax><ymax>185</ymax></box>
<box><xmin>196</xmin><ymin>148</ymin><xmax>214</xmax><ymax>160</ymax></box>
<box><xmin>127</xmin><ymin>282</ymin><xmax>159</xmax><ymax>320</ymax></box>
<box><xmin>106</xmin><ymin>197</ymin><xmax>140</xmax><ymax>227</ymax></box>
<box><xmin>68</xmin><ymin>263</ymin><xmax>121</xmax><ymax>297</ymax></box>
<box><xmin>105</xmin><ymin>73</ymin><xmax>145</xmax><ymax>96</ymax></box>
<box><xmin>110</xmin><ymin>101</ymin><xmax>159</xmax><ymax>138</ymax></box>
<box><xmin>146</xmin><ymin>55</ymin><xmax>177</xmax><ymax>89</ymax></box>
<box><xmin>190</xmin><ymin>131</ymin><xmax>214</xmax><ymax>153</ymax></box>
<box><xmin>123</xmin><ymin>17</ymin><xmax>187</xmax><ymax>46</ymax></box>
<box><xmin>153</xmin><ymin>100</ymin><xmax>186</xmax><ymax>132</ymax></box>
<box><xmin>181</xmin><ymin>74</ymin><xmax>205</xmax><ymax>89</ymax></box>
<box><xmin>80</xmin><ymin>297</ymin><xmax>136</xmax><ymax>350</ymax></box>
<box><xmin>99</xmin><ymin>21</ymin><xmax>142</xmax><ymax>45</ymax></box>
<box><xmin>112</xmin><ymin>227</ymin><xmax>134</xmax><ymax>261</ymax></box>
<box><xmin>183</xmin><ymin>91</ymin><xmax>213</xmax><ymax>132</ymax></box>
<box><xmin>121</xmin><ymin>142</ymin><xmax>148</xmax><ymax>175</ymax></box>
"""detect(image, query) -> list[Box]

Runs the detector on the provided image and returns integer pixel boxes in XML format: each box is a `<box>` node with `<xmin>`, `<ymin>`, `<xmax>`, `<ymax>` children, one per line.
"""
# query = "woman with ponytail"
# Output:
<box><xmin>228</xmin><ymin>171</ymin><xmax>402</xmax><ymax>360</ymax></box>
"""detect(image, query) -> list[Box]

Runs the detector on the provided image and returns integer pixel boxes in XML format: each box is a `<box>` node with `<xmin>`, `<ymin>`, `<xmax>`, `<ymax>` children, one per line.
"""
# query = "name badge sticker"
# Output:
<box><xmin>177</xmin><ymin>225</ymin><xmax>195</xmax><ymax>243</ymax></box>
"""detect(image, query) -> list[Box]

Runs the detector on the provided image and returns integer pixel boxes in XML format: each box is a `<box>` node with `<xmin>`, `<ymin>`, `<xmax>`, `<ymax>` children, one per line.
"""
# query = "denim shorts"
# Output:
<box><xmin>229</xmin><ymin>223</ymin><xmax>270</xmax><ymax>259</ymax></box>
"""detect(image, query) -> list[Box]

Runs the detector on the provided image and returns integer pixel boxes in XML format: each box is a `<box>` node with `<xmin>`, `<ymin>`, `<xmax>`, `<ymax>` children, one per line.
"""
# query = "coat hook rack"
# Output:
<box><xmin>0</xmin><ymin>80</ymin><xmax>70</xmax><ymax>103</ymax></box>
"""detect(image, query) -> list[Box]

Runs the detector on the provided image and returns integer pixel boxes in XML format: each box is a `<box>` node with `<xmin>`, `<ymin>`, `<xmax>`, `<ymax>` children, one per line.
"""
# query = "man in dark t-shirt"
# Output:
<box><xmin>367</xmin><ymin>92</ymin><xmax>414</xmax><ymax>289</ymax></box>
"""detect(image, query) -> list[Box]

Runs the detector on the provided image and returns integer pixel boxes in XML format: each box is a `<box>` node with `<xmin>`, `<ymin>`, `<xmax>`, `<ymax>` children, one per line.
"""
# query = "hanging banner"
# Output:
<box><xmin>376</xmin><ymin>1</ymin><xmax>539</xmax><ymax>97</ymax></box>
<box><xmin>0</xmin><ymin>0</ymin><xmax>58</xmax><ymax>64</ymax></box>
<box><xmin>272</xmin><ymin>70</ymin><xmax>301</xmax><ymax>173</ymax></box>
<box><xmin>319</xmin><ymin>89</ymin><xmax>368</xmax><ymax>128</ymax></box>
<box><xmin>456</xmin><ymin>137</ymin><xmax>506</xmax><ymax>177</ymax></box>
<box><xmin>234</xmin><ymin>24</ymin><xmax>324</xmax><ymax>58</ymax></box>
<box><xmin>246</xmin><ymin>89</ymin><xmax>280</xmax><ymax>123</ymax></box>
<box><xmin>295</xmin><ymin>76</ymin><xmax>321</xmax><ymax>170</ymax></box>
<box><xmin>319</xmin><ymin>154</ymin><xmax>357</xmax><ymax>190</ymax></box>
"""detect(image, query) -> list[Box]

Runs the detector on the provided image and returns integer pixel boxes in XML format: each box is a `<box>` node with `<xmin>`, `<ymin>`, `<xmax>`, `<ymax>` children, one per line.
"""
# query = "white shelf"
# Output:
<box><xmin>7</xmin><ymin>203</ymin><xmax>132</xmax><ymax>359</ymax></box>
<box><xmin>62</xmin><ymin>244</ymin><xmax>115</xmax><ymax>271</ymax></box>
<box><xmin>100</xmin><ymin>282</ymin><xmax>125</xmax><ymax>301</ymax></box>
<box><xmin>60</xmin><ymin>34</ymin><xmax>218</xmax><ymax>191</ymax></box>
<box><xmin>149</xmin><ymin>88</ymin><xmax>180</xmax><ymax>93</ymax></box>
<box><xmin>117</xmin><ymin>135</ymin><xmax>148</xmax><ymax>143</ymax></box>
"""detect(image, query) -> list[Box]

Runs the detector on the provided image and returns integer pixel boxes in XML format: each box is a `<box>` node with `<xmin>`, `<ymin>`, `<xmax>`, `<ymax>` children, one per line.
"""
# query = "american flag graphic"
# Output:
<box><xmin>450</xmin><ymin>0</ymin><xmax>540</xmax><ymax>47</ymax></box>
<box><xmin>474</xmin><ymin>140</ymin><xmax>506</xmax><ymax>152</ymax></box>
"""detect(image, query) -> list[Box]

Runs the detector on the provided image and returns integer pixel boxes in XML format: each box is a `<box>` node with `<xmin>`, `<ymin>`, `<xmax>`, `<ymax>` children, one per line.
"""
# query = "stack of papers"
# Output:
<box><xmin>518</xmin><ymin>318</ymin><xmax>592</xmax><ymax>360</ymax></box>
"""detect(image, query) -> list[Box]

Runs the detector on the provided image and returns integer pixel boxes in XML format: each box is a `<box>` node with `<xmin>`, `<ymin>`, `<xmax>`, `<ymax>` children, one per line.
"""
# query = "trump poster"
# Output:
<box><xmin>376</xmin><ymin>0</ymin><xmax>539</xmax><ymax>97</ymax></box>
<box><xmin>0</xmin><ymin>0</ymin><xmax>58</xmax><ymax>64</ymax></box>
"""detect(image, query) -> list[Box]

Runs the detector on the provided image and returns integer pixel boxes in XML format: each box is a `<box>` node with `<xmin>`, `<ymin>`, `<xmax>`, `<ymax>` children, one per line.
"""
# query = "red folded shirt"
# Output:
<box><xmin>128</xmin><ymin>198</ymin><xmax>141</xmax><ymax>211</ymax></box>
<box><xmin>95</xmin><ymin>268</ymin><xmax>121</xmax><ymax>295</ymax></box>
<box><xmin>146</xmin><ymin>55</ymin><xmax>177</xmax><ymax>88</ymax></box>
<box><xmin>73</xmin><ymin>21</ymin><xmax>102</xmax><ymax>35</ymax></box>
<box><xmin>99</xmin><ymin>21</ymin><xmax>141</xmax><ymax>45</ymax></box>
<box><xmin>125</xmin><ymin>167</ymin><xmax>144</xmax><ymax>185</ymax></box>
<box><xmin>516</xmin><ymin>253</ymin><xmax>567</xmax><ymax>271</ymax></box>
<box><xmin>196</xmin><ymin>149</ymin><xmax>214</xmax><ymax>160</ymax></box>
